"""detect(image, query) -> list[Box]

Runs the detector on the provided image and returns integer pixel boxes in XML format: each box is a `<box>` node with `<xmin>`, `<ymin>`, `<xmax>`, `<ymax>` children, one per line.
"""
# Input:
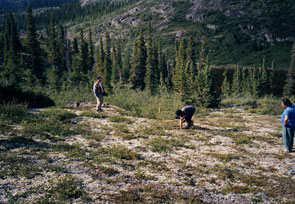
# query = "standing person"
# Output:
<box><xmin>93</xmin><ymin>76</ymin><xmax>106</xmax><ymax>112</ymax></box>
<box><xmin>281</xmin><ymin>99</ymin><xmax>295</xmax><ymax>153</ymax></box>
<box><xmin>175</xmin><ymin>105</ymin><xmax>196</xmax><ymax>129</ymax></box>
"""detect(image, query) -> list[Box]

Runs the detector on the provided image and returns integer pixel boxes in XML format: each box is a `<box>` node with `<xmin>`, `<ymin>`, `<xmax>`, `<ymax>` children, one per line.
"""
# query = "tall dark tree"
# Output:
<box><xmin>195</xmin><ymin>57</ymin><xmax>220</xmax><ymax>107</ymax></box>
<box><xmin>111</xmin><ymin>45</ymin><xmax>119</xmax><ymax>84</ymax></box>
<box><xmin>73</xmin><ymin>37</ymin><xmax>79</xmax><ymax>54</ymax></box>
<box><xmin>269</xmin><ymin>60</ymin><xmax>275</xmax><ymax>95</ymax></box>
<box><xmin>103</xmin><ymin>32</ymin><xmax>112</xmax><ymax>92</ymax></box>
<box><xmin>232</xmin><ymin>66</ymin><xmax>242</xmax><ymax>96</ymax></box>
<box><xmin>24</xmin><ymin>5</ymin><xmax>44</xmax><ymax>85</ymax></box>
<box><xmin>79</xmin><ymin>29</ymin><xmax>89</xmax><ymax>75</ymax></box>
<box><xmin>47</xmin><ymin>14</ymin><xmax>60</xmax><ymax>88</ymax></box>
<box><xmin>198</xmin><ymin>37</ymin><xmax>206</xmax><ymax>71</ymax></box>
<box><xmin>221</xmin><ymin>68</ymin><xmax>231</xmax><ymax>96</ymax></box>
<box><xmin>130</xmin><ymin>31</ymin><xmax>147</xmax><ymax>90</ymax></box>
<box><xmin>88</xmin><ymin>28</ymin><xmax>95</xmax><ymax>72</ymax></box>
<box><xmin>94</xmin><ymin>36</ymin><xmax>104</xmax><ymax>80</ymax></box>
<box><xmin>145</xmin><ymin>25</ymin><xmax>158</xmax><ymax>94</ymax></box>
<box><xmin>172</xmin><ymin>39</ymin><xmax>189</xmax><ymax>102</ymax></box>
<box><xmin>122</xmin><ymin>49</ymin><xmax>131</xmax><ymax>83</ymax></box>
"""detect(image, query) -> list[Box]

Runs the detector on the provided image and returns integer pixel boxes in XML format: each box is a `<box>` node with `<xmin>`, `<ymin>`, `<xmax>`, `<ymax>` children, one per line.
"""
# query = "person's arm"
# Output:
<box><xmin>180</xmin><ymin>117</ymin><xmax>185</xmax><ymax>129</ymax></box>
<box><xmin>284</xmin><ymin>116</ymin><xmax>289</xmax><ymax>127</ymax></box>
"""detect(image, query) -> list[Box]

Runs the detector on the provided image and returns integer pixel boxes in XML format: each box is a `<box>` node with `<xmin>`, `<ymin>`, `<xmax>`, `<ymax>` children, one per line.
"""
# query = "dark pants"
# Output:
<box><xmin>283</xmin><ymin>126</ymin><xmax>294</xmax><ymax>152</ymax></box>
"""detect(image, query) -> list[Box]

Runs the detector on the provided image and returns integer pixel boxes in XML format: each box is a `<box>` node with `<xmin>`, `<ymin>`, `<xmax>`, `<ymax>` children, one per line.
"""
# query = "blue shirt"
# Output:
<box><xmin>281</xmin><ymin>105</ymin><xmax>295</xmax><ymax>127</ymax></box>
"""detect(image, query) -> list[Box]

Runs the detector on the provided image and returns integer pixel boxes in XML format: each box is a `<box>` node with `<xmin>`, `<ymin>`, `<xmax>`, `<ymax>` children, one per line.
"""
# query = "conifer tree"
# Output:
<box><xmin>241</xmin><ymin>67</ymin><xmax>251</xmax><ymax>95</ymax></box>
<box><xmin>231</xmin><ymin>66</ymin><xmax>242</xmax><ymax>96</ymax></box>
<box><xmin>73</xmin><ymin>37</ymin><xmax>79</xmax><ymax>54</ymax></box>
<box><xmin>116</xmin><ymin>43</ymin><xmax>123</xmax><ymax>82</ymax></box>
<box><xmin>94</xmin><ymin>36</ymin><xmax>104</xmax><ymax>80</ymax></box>
<box><xmin>24</xmin><ymin>5</ymin><xmax>44</xmax><ymax>85</ymax></box>
<box><xmin>269</xmin><ymin>60</ymin><xmax>275</xmax><ymax>95</ymax></box>
<box><xmin>2</xmin><ymin>13</ymin><xmax>21</xmax><ymax>85</ymax></box>
<box><xmin>221</xmin><ymin>68</ymin><xmax>231</xmax><ymax>96</ymax></box>
<box><xmin>111</xmin><ymin>45</ymin><xmax>119</xmax><ymax>84</ymax></box>
<box><xmin>195</xmin><ymin>56</ymin><xmax>220</xmax><ymax>107</ymax></box>
<box><xmin>0</xmin><ymin>33</ymin><xmax>4</xmax><ymax>65</ymax></box>
<box><xmin>198</xmin><ymin>37</ymin><xmax>206</xmax><ymax>71</ymax></box>
<box><xmin>103</xmin><ymin>32</ymin><xmax>112</xmax><ymax>92</ymax></box>
<box><xmin>79</xmin><ymin>29</ymin><xmax>89</xmax><ymax>75</ymax></box>
<box><xmin>259</xmin><ymin>56</ymin><xmax>268</xmax><ymax>95</ymax></box>
<box><xmin>130</xmin><ymin>31</ymin><xmax>146</xmax><ymax>90</ymax></box>
<box><xmin>88</xmin><ymin>28</ymin><xmax>95</xmax><ymax>71</ymax></box>
<box><xmin>283</xmin><ymin>41</ymin><xmax>295</xmax><ymax>97</ymax></box>
<box><xmin>251</xmin><ymin>65</ymin><xmax>259</xmax><ymax>97</ymax></box>
<box><xmin>58</xmin><ymin>25</ymin><xmax>66</xmax><ymax>78</ymax></box>
<box><xmin>158</xmin><ymin>42</ymin><xmax>168</xmax><ymax>86</ymax></box>
<box><xmin>122</xmin><ymin>49</ymin><xmax>131</xmax><ymax>83</ymax></box>
<box><xmin>47</xmin><ymin>14</ymin><xmax>60</xmax><ymax>88</ymax></box>
<box><xmin>172</xmin><ymin>39</ymin><xmax>189</xmax><ymax>102</ymax></box>
<box><xmin>145</xmin><ymin>25</ymin><xmax>158</xmax><ymax>94</ymax></box>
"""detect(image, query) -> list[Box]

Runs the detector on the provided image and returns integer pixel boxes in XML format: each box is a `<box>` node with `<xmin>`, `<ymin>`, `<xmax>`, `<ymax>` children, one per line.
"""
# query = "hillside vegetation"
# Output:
<box><xmin>0</xmin><ymin>102</ymin><xmax>294</xmax><ymax>203</ymax></box>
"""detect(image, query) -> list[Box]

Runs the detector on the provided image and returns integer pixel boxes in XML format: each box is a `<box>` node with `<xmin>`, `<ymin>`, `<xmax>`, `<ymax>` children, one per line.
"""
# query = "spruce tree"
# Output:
<box><xmin>122</xmin><ymin>50</ymin><xmax>131</xmax><ymax>83</ymax></box>
<box><xmin>221</xmin><ymin>68</ymin><xmax>231</xmax><ymax>96</ymax></box>
<box><xmin>116</xmin><ymin>43</ymin><xmax>123</xmax><ymax>82</ymax></box>
<box><xmin>172</xmin><ymin>39</ymin><xmax>189</xmax><ymax>102</ymax></box>
<box><xmin>195</xmin><ymin>56</ymin><xmax>220</xmax><ymax>107</ymax></box>
<box><xmin>259</xmin><ymin>56</ymin><xmax>268</xmax><ymax>96</ymax></box>
<box><xmin>231</xmin><ymin>66</ymin><xmax>242</xmax><ymax>96</ymax></box>
<box><xmin>198</xmin><ymin>37</ymin><xmax>206</xmax><ymax>71</ymax></box>
<box><xmin>283</xmin><ymin>41</ymin><xmax>295</xmax><ymax>97</ymax></box>
<box><xmin>73</xmin><ymin>37</ymin><xmax>79</xmax><ymax>54</ymax></box>
<box><xmin>158</xmin><ymin>42</ymin><xmax>168</xmax><ymax>86</ymax></box>
<box><xmin>88</xmin><ymin>28</ymin><xmax>95</xmax><ymax>72</ymax></box>
<box><xmin>24</xmin><ymin>5</ymin><xmax>44</xmax><ymax>85</ymax></box>
<box><xmin>79</xmin><ymin>29</ymin><xmax>89</xmax><ymax>75</ymax></box>
<box><xmin>103</xmin><ymin>32</ymin><xmax>112</xmax><ymax>92</ymax></box>
<box><xmin>48</xmin><ymin>14</ymin><xmax>60</xmax><ymax>88</ymax></box>
<box><xmin>58</xmin><ymin>25</ymin><xmax>66</xmax><ymax>78</ymax></box>
<box><xmin>130</xmin><ymin>31</ymin><xmax>147</xmax><ymax>90</ymax></box>
<box><xmin>111</xmin><ymin>45</ymin><xmax>119</xmax><ymax>84</ymax></box>
<box><xmin>145</xmin><ymin>26</ymin><xmax>158</xmax><ymax>94</ymax></box>
<box><xmin>94</xmin><ymin>36</ymin><xmax>104</xmax><ymax>80</ymax></box>
<box><xmin>269</xmin><ymin>60</ymin><xmax>275</xmax><ymax>95</ymax></box>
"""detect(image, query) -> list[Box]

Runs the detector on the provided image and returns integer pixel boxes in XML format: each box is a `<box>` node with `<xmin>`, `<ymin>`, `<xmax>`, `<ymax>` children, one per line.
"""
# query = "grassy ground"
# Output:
<box><xmin>0</xmin><ymin>99</ymin><xmax>294</xmax><ymax>203</ymax></box>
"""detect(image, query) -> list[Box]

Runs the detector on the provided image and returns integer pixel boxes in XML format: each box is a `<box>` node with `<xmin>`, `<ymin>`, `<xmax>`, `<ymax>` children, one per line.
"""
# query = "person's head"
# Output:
<box><xmin>282</xmin><ymin>99</ymin><xmax>292</xmax><ymax>109</ymax></box>
<box><xmin>96</xmin><ymin>76</ymin><xmax>101</xmax><ymax>82</ymax></box>
<box><xmin>175</xmin><ymin>109</ymin><xmax>184</xmax><ymax>119</ymax></box>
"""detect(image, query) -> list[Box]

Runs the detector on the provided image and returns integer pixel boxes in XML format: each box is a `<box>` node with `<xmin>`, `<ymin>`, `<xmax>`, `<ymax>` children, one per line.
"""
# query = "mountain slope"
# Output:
<box><xmin>4</xmin><ymin>0</ymin><xmax>295</xmax><ymax>68</ymax></box>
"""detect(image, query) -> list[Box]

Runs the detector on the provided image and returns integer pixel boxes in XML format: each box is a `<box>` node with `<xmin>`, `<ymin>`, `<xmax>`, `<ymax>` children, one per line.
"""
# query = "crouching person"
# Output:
<box><xmin>175</xmin><ymin>105</ymin><xmax>196</xmax><ymax>129</ymax></box>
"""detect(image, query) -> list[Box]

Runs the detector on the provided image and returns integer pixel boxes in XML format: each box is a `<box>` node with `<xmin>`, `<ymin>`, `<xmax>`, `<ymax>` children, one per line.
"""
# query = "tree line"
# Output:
<box><xmin>1</xmin><ymin>9</ymin><xmax>295</xmax><ymax>108</ymax></box>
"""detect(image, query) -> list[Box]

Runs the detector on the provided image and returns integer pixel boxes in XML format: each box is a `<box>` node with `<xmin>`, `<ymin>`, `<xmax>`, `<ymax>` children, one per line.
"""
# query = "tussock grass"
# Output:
<box><xmin>36</xmin><ymin>175</ymin><xmax>90</xmax><ymax>203</ymax></box>
<box><xmin>40</xmin><ymin>109</ymin><xmax>76</xmax><ymax>121</ymax></box>
<box><xmin>108</xmin><ymin>115</ymin><xmax>133</xmax><ymax>124</ymax></box>
<box><xmin>80</xmin><ymin>111</ymin><xmax>107</xmax><ymax>118</ymax></box>
<box><xmin>147</xmin><ymin>137</ymin><xmax>186</xmax><ymax>152</ymax></box>
<box><xmin>0</xmin><ymin>103</ymin><xmax>28</xmax><ymax>124</ymax></box>
<box><xmin>99</xmin><ymin>145</ymin><xmax>140</xmax><ymax>160</ymax></box>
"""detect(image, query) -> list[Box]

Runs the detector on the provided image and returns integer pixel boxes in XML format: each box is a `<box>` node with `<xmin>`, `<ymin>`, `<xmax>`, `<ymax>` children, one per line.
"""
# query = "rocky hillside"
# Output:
<box><xmin>1</xmin><ymin>103</ymin><xmax>294</xmax><ymax>203</ymax></box>
<box><xmin>3</xmin><ymin>0</ymin><xmax>295</xmax><ymax>67</ymax></box>
<box><xmin>65</xmin><ymin>0</ymin><xmax>295</xmax><ymax>67</ymax></box>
